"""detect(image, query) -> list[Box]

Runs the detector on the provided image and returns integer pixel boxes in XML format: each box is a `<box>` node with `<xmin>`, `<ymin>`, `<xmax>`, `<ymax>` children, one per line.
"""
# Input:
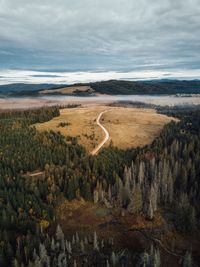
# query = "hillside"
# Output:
<box><xmin>39</xmin><ymin>79</ymin><xmax>200</xmax><ymax>95</ymax></box>
<box><xmin>1</xmin><ymin>79</ymin><xmax>200</xmax><ymax>96</ymax></box>
<box><xmin>0</xmin><ymin>83</ymin><xmax>66</xmax><ymax>95</ymax></box>
<box><xmin>89</xmin><ymin>79</ymin><xmax>200</xmax><ymax>95</ymax></box>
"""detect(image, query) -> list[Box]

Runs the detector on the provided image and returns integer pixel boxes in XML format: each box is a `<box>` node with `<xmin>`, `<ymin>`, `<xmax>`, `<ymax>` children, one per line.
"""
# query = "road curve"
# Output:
<box><xmin>91</xmin><ymin>109</ymin><xmax>110</xmax><ymax>155</ymax></box>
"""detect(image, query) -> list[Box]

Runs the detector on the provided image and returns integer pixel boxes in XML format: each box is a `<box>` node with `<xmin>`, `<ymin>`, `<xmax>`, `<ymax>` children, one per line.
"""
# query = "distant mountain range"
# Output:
<box><xmin>0</xmin><ymin>83</ymin><xmax>65</xmax><ymax>94</ymax></box>
<box><xmin>0</xmin><ymin>79</ymin><xmax>200</xmax><ymax>96</ymax></box>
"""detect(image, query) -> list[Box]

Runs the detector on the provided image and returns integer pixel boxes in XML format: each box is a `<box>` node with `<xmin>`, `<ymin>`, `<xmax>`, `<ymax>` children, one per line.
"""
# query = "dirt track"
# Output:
<box><xmin>91</xmin><ymin>109</ymin><xmax>111</xmax><ymax>155</ymax></box>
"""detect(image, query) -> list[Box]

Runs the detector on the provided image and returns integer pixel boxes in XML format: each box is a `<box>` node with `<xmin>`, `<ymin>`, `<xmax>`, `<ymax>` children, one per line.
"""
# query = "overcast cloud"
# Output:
<box><xmin>0</xmin><ymin>0</ymin><xmax>200</xmax><ymax>82</ymax></box>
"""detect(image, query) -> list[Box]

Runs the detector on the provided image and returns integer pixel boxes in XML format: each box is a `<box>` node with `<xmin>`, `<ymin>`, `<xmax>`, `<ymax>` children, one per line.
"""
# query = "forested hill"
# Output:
<box><xmin>89</xmin><ymin>79</ymin><xmax>200</xmax><ymax>95</ymax></box>
<box><xmin>0</xmin><ymin>83</ymin><xmax>65</xmax><ymax>94</ymax></box>
<box><xmin>1</xmin><ymin>79</ymin><xmax>200</xmax><ymax>95</ymax></box>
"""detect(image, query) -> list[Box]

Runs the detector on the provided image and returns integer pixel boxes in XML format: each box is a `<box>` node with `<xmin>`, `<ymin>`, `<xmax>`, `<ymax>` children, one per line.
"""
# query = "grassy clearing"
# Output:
<box><xmin>40</xmin><ymin>85</ymin><xmax>95</xmax><ymax>95</ymax></box>
<box><xmin>55</xmin><ymin>199</ymin><xmax>165</xmax><ymax>252</ymax></box>
<box><xmin>102</xmin><ymin>107</ymin><xmax>177</xmax><ymax>149</ymax></box>
<box><xmin>33</xmin><ymin>105</ymin><xmax>177</xmax><ymax>153</ymax></box>
<box><xmin>55</xmin><ymin>199</ymin><xmax>200</xmax><ymax>266</ymax></box>
<box><xmin>56</xmin><ymin>198</ymin><xmax>165</xmax><ymax>238</ymax></box>
<box><xmin>33</xmin><ymin>106</ymin><xmax>106</xmax><ymax>152</ymax></box>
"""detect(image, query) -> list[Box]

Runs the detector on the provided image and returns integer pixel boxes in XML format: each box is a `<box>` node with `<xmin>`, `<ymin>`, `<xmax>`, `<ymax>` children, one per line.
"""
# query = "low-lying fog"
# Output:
<box><xmin>0</xmin><ymin>94</ymin><xmax>200</xmax><ymax>109</ymax></box>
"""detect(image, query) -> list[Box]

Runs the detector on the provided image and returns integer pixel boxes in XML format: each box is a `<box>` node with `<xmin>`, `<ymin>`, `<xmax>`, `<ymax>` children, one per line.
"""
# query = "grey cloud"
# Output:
<box><xmin>0</xmin><ymin>0</ymin><xmax>199</xmax><ymax>74</ymax></box>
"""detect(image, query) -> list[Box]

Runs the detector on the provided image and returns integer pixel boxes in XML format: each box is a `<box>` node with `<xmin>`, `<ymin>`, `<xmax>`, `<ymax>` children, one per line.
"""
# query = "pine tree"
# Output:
<box><xmin>93</xmin><ymin>231</ymin><xmax>99</xmax><ymax>250</ymax></box>
<box><xmin>80</xmin><ymin>240</ymin><xmax>85</xmax><ymax>252</ymax></box>
<box><xmin>141</xmin><ymin>251</ymin><xmax>150</xmax><ymax>267</ymax></box>
<box><xmin>183</xmin><ymin>251</ymin><xmax>192</xmax><ymax>267</ymax></box>
<box><xmin>56</xmin><ymin>224</ymin><xmax>64</xmax><ymax>242</ymax></box>
<box><xmin>138</xmin><ymin>161</ymin><xmax>145</xmax><ymax>184</ymax></box>
<box><xmin>153</xmin><ymin>248</ymin><xmax>161</xmax><ymax>267</ymax></box>
<box><xmin>12</xmin><ymin>258</ymin><xmax>20</xmax><ymax>267</ymax></box>
<box><xmin>39</xmin><ymin>243</ymin><xmax>47</xmax><ymax>264</ymax></box>
<box><xmin>147</xmin><ymin>201</ymin><xmax>154</xmax><ymax>220</ymax></box>
<box><xmin>127</xmin><ymin>185</ymin><xmax>142</xmax><ymax>214</ymax></box>
<box><xmin>111</xmin><ymin>251</ymin><xmax>117</xmax><ymax>266</ymax></box>
<box><xmin>75</xmin><ymin>232</ymin><xmax>79</xmax><ymax>243</ymax></box>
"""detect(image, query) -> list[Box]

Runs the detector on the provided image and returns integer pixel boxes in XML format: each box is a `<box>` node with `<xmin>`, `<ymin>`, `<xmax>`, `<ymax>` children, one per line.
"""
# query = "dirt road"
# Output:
<box><xmin>91</xmin><ymin>109</ymin><xmax>110</xmax><ymax>155</ymax></box>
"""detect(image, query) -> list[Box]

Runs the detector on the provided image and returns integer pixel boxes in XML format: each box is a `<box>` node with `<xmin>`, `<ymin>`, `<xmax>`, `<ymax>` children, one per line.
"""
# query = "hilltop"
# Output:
<box><xmin>1</xmin><ymin>79</ymin><xmax>200</xmax><ymax>96</ymax></box>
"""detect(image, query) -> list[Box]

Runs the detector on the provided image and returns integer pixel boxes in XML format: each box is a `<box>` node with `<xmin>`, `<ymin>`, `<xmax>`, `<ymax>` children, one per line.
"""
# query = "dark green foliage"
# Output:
<box><xmin>2</xmin><ymin>80</ymin><xmax>200</xmax><ymax>96</ymax></box>
<box><xmin>90</xmin><ymin>80</ymin><xmax>200</xmax><ymax>95</ymax></box>
<box><xmin>0</xmin><ymin>107</ymin><xmax>86</xmax><ymax>266</ymax></box>
<box><xmin>0</xmin><ymin>105</ymin><xmax>200</xmax><ymax>265</ymax></box>
<box><xmin>93</xmin><ymin>109</ymin><xmax>200</xmax><ymax>234</ymax></box>
<box><xmin>0</xmin><ymin>83</ymin><xmax>65</xmax><ymax>94</ymax></box>
<box><xmin>0</xmin><ymin>106</ymin><xmax>60</xmax><ymax>123</ymax></box>
<box><xmin>57</xmin><ymin>121</ymin><xmax>70</xmax><ymax>128</ymax></box>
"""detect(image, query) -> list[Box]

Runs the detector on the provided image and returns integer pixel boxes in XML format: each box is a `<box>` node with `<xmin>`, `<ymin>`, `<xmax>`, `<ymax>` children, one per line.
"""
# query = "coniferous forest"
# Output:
<box><xmin>0</xmin><ymin>106</ymin><xmax>200</xmax><ymax>266</ymax></box>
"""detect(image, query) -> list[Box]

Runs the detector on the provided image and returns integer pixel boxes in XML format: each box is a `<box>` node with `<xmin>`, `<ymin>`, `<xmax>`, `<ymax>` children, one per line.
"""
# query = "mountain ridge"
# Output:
<box><xmin>0</xmin><ymin>79</ymin><xmax>200</xmax><ymax>96</ymax></box>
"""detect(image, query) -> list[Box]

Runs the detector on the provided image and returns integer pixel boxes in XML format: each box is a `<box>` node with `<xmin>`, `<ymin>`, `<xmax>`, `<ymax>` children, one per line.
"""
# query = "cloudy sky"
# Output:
<box><xmin>0</xmin><ymin>0</ymin><xmax>200</xmax><ymax>83</ymax></box>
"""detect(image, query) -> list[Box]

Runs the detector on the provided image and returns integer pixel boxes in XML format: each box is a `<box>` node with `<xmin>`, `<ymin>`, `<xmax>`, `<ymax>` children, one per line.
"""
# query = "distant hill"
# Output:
<box><xmin>89</xmin><ymin>79</ymin><xmax>200</xmax><ymax>95</ymax></box>
<box><xmin>0</xmin><ymin>83</ymin><xmax>66</xmax><ymax>95</ymax></box>
<box><xmin>0</xmin><ymin>80</ymin><xmax>200</xmax><ymax>96</ymax></box>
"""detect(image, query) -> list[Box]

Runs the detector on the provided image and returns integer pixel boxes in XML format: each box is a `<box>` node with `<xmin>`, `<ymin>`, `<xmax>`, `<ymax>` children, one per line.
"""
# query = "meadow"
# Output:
<box><xmin>34</xmin><ymin>105</ymin><xmax>176</xmax><ymax>153</ymax></box>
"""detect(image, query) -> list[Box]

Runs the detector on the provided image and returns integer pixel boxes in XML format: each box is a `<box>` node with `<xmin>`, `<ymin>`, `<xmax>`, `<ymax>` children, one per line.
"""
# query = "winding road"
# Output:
<box><xmin>91</xmin><ymin>109</ymin><xmax>111</xmax><ymax>155</ymax></box>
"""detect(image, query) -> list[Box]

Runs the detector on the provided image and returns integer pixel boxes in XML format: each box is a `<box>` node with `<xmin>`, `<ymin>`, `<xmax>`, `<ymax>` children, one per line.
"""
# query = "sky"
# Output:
<box><xmin>0</xmin><ymin>0</ymin><xmax>200</xmax><ymax>84</ymax></box>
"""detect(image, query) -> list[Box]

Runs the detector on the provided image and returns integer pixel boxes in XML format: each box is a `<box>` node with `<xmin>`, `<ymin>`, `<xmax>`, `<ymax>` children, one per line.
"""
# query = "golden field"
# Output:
<box><xmin>33</xmin><ymin>105</ymin><xmax>177</xmax><ymax>153</ymax></box>
<box><xmin>102</xmin><ymin>107</ymin><xmax>177</xmax><ymax>149</ymax></box>
<box><xmin>34</xmin><ymin>105</ymin><xmax>106</xmax><ymax>152</ymax></box>
<box><xmin>40</xmin><ymin>85</ymin><xmax>95</xmax><ymax>95</ymax></box>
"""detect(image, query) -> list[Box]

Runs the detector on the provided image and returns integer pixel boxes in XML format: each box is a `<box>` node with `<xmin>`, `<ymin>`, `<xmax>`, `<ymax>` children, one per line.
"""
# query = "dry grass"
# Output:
<box><xmin>54</xmin><ymin>199</ymin><xmax>200</xmax><ymax>266</ymax></box>
<box><xmin>40</xmin><ymin>85</ymin><xmax>95</xmax><ymax>95</ymax></box>
<box><xmin>33</xmin><ymin>105</ymin><xmax>177</xmax><ymax>153</ymax></box>
<box><xmin>33</xmin><ymin>105</ymin><xmax>106</xmax><ymax>152</ymax></box>
<box><xmin>55</xmin><ymin>199</ymin><xmax>166</xmax><ymax>252</ymax></box>
<box><xmin>102</xmin><ymin>107</ymin><xmax>177</xmax><ymax>149</ymax></box>
<box><xmin>56</xmin><ymin>199</ymin><xmax>112</xmax><ymax>235</ymax></box>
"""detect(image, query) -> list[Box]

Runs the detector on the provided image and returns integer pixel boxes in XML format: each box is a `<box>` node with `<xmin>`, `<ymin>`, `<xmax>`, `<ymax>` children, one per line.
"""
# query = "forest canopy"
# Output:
<box><xmin>0</xmin><ymin>106</ymin><xmax>200</xmax><ymax>266</ymax></box>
